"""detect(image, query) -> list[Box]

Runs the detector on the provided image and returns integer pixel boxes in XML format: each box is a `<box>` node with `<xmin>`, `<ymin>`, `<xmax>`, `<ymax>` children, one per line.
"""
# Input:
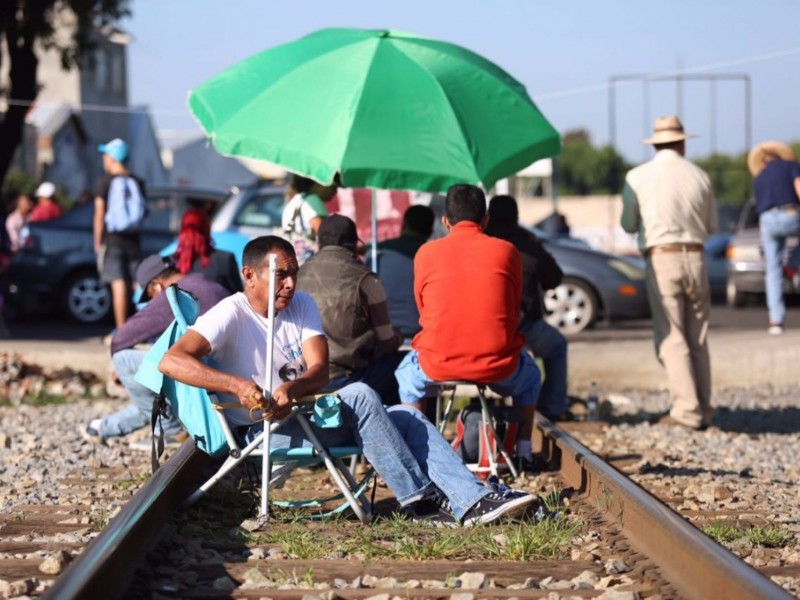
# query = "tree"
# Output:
<box><xmin>0</xmin><ymin>0</ymin><xmax>130</xmax><ymax>187</ymax></box>
<box><xmin>558</xmin><ymin>129</ymin><xmax>630</xmax><ymax>195</ymax></box>
<box><xmin>695</xmin><ymin>152</ymin><xmax>751</xmax><ymax>207</ymax></box>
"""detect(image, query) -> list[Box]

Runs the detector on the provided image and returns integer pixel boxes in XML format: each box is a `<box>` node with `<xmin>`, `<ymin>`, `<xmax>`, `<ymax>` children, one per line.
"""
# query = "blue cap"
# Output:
<box><xmin>98</xmin><ymin>138</ymin><xmax>129</xmax><ymax>162</ymax></box>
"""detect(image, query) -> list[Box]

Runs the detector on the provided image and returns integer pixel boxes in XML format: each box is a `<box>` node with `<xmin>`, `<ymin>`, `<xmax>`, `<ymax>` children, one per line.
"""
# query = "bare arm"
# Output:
<box><xmin>309</xmin><ymin>215</ymin><xmax>323</xmax><ymax>235</ymax></box>
<box><xmin>93</xmin><ymin>196</ymin><xmax>106</xmax><ymax>253</ymax></box>
<box><xmin>794</xmin><ymin>176</ymin><xmax>800</xmax><ymax>201</ymax></box>
<box><xmin>270</xmin><ymin>335</ymin><xmax>330</xmax><ymax>415</ymax></box>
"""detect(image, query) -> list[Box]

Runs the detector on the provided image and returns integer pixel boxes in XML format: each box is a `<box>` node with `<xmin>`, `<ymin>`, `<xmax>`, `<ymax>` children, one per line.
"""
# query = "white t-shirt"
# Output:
<box><xmin>281</xmin><ymin>192</ymin><xmax>328</xmax><ymax>264</ymax></box>
<box><xmin>190</xmin><ymin>291</ymin><xmax>325</xmax><ymax>426</ymax></box>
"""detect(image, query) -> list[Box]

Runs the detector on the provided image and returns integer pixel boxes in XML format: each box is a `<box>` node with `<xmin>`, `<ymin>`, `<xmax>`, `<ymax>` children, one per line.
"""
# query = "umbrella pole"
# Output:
<box><xmin>370</xmin><ymin>188</ymin><xmax>378</xmax><ymax>273</ymax></box>
<box><xmin>261</xmin><ymin>252</ymin><xmax>278</xmax><ymax>518</ymax></box>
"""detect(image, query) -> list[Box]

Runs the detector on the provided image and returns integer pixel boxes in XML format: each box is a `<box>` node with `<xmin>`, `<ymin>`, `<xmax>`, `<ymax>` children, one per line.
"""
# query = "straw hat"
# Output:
<box><xmin>642</xmin><ymin>115</ymin><xmax>696</xmax><ymax>145</ymax></box>
<box><xmin>747</xmin><ymin>141</ymin><xmax>796</xmax><ymax>177</ymax></box>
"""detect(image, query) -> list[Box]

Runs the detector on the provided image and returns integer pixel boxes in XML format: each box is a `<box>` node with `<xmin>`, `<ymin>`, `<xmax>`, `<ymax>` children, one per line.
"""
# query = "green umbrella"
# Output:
<box><xmin>188</xmin><ymin>27</ymin><xmax>561</xmax><ymax>193</ymax></box>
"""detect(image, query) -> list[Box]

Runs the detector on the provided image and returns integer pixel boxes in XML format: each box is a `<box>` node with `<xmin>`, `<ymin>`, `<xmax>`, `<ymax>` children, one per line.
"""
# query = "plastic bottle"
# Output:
<box><xmin>587</xmin><ymin>381</ymin><xmax>599</xmax><ymax>421</ymax></box>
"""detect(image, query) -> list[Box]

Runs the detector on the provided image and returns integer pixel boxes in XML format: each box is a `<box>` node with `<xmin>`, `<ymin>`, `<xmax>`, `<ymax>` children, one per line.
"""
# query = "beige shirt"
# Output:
<box><xmin>622</xmin><ymin>149</ymin><xmax>718</xmax><ymax>251</ymax></box>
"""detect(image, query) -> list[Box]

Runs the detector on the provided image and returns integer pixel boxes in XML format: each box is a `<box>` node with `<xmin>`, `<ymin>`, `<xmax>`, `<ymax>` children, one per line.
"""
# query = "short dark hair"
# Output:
<box><xmin>488</xmin><ymin>195</ymin><xmax>519</xmax><ymax>225</ymax></box>
<box><xmin>290</xmin><ymin>174</ymin><xmax>315</xmax><ymax>194</ymax></box>
<box><xmin>242</xmin><ymin>236</ymin><xmax>295</xmax><ymax>270</ymax></box>
<box><xmin>402</xmin><ymin>205</ymin><xmax>435</xmax><ymax>237</ymax></box>
<box><xmin>444</xmin><ymin>184</ymin><xmax>486</xmax><ymax>225</ymax></box>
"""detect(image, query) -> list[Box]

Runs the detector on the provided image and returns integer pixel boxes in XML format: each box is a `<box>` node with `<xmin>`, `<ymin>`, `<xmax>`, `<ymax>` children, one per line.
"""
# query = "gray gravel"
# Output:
<box><xmin>2</xmin><ymin>381</ymin><xmax>799</xmax><ymax>598</ymax></box>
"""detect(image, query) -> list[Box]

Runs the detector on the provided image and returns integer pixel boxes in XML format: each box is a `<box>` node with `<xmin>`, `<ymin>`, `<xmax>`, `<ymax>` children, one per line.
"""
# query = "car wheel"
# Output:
<box><xmin>61</xmin><ymin>271</ymin><xmax>112</xmax><ymax>323</ymax></box>
<box><xmin>544</xmin><ymin>277</ymin><xmax>598</xmax><ymax>335</ymax></box>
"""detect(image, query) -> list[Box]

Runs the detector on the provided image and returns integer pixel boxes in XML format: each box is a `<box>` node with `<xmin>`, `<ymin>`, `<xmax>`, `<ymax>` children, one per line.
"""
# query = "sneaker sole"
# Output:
<box><xmin>463</xmin><ymin>494</ymin><xmax>539</xmax><ymax>527</ymax></box>
<box><xmin>78</xmin><ymin>423</ymin><xmax>104</xmax><ymax>445</ymax></box>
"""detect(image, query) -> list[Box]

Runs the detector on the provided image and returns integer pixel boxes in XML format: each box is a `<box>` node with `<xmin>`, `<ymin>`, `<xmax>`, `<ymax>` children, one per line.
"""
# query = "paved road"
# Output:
<box><xmin>3</xmin><ymin>302</ymin><xmax>799</xmax><ymax>390</ymax></box>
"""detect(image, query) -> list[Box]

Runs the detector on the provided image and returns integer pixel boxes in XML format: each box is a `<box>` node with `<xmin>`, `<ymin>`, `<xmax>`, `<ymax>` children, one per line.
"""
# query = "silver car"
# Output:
<box><xmin>726</xmin><ymin>201</ymin><xmax>798</xmax><ymax>307</ymax></box>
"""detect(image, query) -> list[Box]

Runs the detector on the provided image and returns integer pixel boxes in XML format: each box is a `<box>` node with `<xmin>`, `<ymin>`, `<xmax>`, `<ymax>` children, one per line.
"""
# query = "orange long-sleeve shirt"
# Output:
<box><xmin>411</xmin><ymin>221</ymin><xmax>524</xmax><ymax>382</ymax></box>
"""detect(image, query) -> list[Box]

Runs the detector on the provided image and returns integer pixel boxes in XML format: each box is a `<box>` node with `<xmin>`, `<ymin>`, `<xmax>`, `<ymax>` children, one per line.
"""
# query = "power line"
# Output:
<box><xmin>533</xmin><ymin>46</ymin><xmax>800</xmax><ymax>101</ymax></box>
<box><xmin>4</xmin><ymin>45</ymin><xmax>800</xmax><ymax>117</ymax></box>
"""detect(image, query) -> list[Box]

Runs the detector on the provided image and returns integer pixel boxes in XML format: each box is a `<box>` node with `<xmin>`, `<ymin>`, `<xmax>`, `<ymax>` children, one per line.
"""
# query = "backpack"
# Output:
<box><xmin>451</xmin><ymin>400</ymin><xmax>520</xmax><ymax>480</ymax></box>
<box><xmin>135</xmin><ymin>285</ymin><xmax>229</xmax><ymax>469</ymax></box>
<box><xmin>105</xmin><ymin>175</ymin><xmax>146</xmax><ymax>233</ymax></box>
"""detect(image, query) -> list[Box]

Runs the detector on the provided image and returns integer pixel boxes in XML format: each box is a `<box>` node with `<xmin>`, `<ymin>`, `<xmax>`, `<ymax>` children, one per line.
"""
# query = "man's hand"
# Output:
<box><xmin>267</xmin><ymin>382</ymin><xmax>296</xmax><ymax>419</ymax></box>
<box><xmin>237</xmin><ymin>381</ymin><xmax>267</xmax><ymax>411</ymax></box>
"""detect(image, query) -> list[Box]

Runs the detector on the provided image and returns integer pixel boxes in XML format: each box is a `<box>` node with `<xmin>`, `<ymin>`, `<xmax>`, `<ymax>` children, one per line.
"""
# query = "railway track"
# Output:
<box><xmin>3</xmin><ymin>415</ymin><xmax>793</xmax><ymax>599</ymax></box>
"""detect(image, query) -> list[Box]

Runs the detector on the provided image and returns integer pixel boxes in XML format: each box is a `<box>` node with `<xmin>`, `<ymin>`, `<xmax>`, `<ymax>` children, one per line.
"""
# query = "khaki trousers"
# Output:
<box><xmin>646</xmin><ymin>251</ymin><xmax>713</xmax><ymax>428</ymax></box>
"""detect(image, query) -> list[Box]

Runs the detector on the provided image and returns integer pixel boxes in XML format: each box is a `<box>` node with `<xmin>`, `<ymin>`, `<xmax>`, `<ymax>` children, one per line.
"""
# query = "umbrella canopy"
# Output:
<box><xmin>189</xmin><ymin>28</ymin><xmax>561</xmax><ymax>193</ymax></box>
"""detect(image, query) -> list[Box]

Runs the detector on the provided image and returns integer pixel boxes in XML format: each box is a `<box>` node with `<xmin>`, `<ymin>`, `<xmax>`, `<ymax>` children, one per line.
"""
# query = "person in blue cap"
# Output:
<box><xmin>93</xmin><ymin>138</ymin><xmax>147</xmax><ymax>333</ymax></box>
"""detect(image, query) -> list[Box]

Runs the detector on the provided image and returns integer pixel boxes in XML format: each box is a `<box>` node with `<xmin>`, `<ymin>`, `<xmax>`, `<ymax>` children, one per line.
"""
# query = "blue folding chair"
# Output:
<box><xmin>135</xmin><ymin>259</ymin><xmax>373</xmax><ymax>522</ymax></box>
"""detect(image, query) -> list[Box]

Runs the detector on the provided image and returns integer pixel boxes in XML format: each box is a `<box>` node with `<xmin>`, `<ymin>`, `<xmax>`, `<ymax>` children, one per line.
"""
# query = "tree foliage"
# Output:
<box><xmin>0</xmin><ymin>0</ymin><xmax>130</xmax><ymax>187</ymax></box>
<box><xmin>557</xmin><ymin>129</ymin><xmax>629</xmax><ymax>196</ymax></box>
<box><xmin>557</xmin><ymin>128</ymin><xmax>800</xmax><ymax>207</ymax></box>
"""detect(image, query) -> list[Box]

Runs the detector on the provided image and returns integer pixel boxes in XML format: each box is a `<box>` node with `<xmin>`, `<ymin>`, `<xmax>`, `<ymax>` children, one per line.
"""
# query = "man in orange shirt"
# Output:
<box><xmin>395</xmin><ymin>184</ymin><xmax>541</xmax><ymax>467</ymax></box>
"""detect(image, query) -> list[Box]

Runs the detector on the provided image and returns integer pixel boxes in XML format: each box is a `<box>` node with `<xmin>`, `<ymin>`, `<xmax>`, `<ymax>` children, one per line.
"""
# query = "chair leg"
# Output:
<box><xmin>295</xmin><ymin>415</ymin><xmax>372</xmax><ymax>523</ymax></box>
<box><xmin>477</xmin><ymin>389</ymin><xmax>519</xmax><ymax>479</ymax></box>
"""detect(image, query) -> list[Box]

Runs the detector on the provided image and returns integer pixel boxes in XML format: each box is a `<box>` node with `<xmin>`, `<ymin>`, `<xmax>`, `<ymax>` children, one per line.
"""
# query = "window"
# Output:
<box><xmin>142</xmin><ymin>194</ymin><xmax>173</xmax><ymax>233</ymax></box>
<box><xmin>94</xmin><ymin>50</ymin><xmax>108</xmax><ymax>91</ymax></box>
<box><xmin>234</xmin><ymin>193</ymin><xmax>284</xmax><ymax>228</ymax></box>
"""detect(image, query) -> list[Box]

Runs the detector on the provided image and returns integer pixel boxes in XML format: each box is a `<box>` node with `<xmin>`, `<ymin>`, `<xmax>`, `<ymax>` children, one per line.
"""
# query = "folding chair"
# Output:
<box><xmin>434</xmin><ymin>381</ymin><xmax>520</xmax><ymax>480</ymax></box>
<box><xmin>135</xmin><ymin>254</ymin><xmax>373</xmax><ymax>522</ymax></box>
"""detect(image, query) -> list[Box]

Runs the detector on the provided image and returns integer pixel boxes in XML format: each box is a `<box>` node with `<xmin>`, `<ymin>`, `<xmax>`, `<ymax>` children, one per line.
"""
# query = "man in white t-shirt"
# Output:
<box><xmin>159</xmin><ymin>235</ymin><xmax>536</xmax><ymax>527</ymax></box>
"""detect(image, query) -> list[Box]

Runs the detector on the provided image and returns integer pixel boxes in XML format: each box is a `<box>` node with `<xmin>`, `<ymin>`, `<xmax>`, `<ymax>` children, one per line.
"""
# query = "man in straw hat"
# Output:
<box><xmin>621</xmin><ymin>115</ymin><xmax>718</xmax><ymax>431</ymax></box>
<box><xmin>747</xmin><ymin>141</ymin><xmax>800</xmax><ymax>335</ymax></box>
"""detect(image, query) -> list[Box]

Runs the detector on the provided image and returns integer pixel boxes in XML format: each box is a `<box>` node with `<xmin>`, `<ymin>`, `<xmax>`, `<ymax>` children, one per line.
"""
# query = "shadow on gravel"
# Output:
<box><xmin>711</xmin><ymin>406</ymin><xmax>800</xmax><ymax>435</ymax></box>
<box><xmin>609</xmin><ymin>405</ymin><xmax>800</xmax><ymax>435</ymax></box>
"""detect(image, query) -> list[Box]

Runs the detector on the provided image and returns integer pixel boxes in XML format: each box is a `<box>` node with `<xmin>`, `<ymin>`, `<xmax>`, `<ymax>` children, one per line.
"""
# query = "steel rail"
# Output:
<box><xmin>44</xmin><ymin>443</ymin><xmax>215</xmax><ymax>600</ymax></box>
<box><xmin>534</xmin><ymin>415</ymin><xmax>793</xmax><ymax>600</ymax></box>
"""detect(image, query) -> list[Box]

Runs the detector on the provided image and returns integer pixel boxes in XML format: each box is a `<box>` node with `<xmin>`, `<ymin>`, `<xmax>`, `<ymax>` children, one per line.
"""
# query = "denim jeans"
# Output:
<box><xmin>395</xmin><ymin>350</ymin><xmax>541</xmax><ymax>407</ymax></box>
<box><xmin>520</xmin><ymin>318</ymin><xmax>568</xmax><ymax>419</ymax></box>
<box><xmin>100</xmin><ymin>349</ymin><xmax>183</xmax><ymax>439</ymax></box>
<box><xmin>244</xmin><ymin>382</ymin><xmax>488</xmax><ymax>520</ymax></box>
<box><xmin>760</xmin><ymin>208</ymin><xmax>800</xmax><ymax>325</ymax></box>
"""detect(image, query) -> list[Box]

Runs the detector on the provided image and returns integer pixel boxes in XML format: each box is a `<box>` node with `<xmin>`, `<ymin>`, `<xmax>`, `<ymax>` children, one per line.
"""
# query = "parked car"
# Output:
<box><xmin>2</xmin><ymin>186</ymin><xmax>228</xmax><ymax>323</ymax></box>
<box><xmin>705</xmin><ymin>230</ymin><xmax>733</xmax><ymax>304</ymax></box>
<box><xmin>725</xmin><ymin>200</ymin><xmax>798</xmax><ymax>307</ymax></box>
<box><xmin>527</xmin><ymin>228</ymin><xmax>650</xmax><ymax>334</ymax></box>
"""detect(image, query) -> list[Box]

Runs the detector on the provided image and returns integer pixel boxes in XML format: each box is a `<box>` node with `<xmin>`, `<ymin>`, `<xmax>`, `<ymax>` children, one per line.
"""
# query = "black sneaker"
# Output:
<box><xmin>461</xmin><ymin>490</ymin><xmax>538</xmax><ymax>527</ymax></box>
<box><xmin>406</xmin><ymin>493</ymin><xmax>457</xmax><ymax>527</ymax></box>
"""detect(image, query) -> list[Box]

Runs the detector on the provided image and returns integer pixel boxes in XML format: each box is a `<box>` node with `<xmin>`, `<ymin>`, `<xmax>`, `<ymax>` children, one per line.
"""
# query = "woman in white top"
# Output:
<box><xmin>281</xmin><ymin>174</ymin><xmax>339</xmax><ymax>264</ymax></box>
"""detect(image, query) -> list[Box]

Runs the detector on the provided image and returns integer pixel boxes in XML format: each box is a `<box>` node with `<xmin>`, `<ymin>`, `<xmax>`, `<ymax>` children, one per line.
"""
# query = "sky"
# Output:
<box><xmin>123</xmin><ymin>0</ymin><xmax>800</xmax><ymax>164</ymax></box>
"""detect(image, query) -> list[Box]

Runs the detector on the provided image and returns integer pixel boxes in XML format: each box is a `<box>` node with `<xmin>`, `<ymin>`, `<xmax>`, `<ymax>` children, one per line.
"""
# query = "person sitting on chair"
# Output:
<box><xmin>171</xmin><ymin>207</ymin><xmax>243</xmax><ymax>294</ymax></box>
<box><xmin>485</xmin><ymin>195</ymin><xmax>569</xmax><ymax>422</ymax></box>
<box><xmin>159</xmin><ymin>235</ymin><xmax>537</xmax><ymax>527</ymax></box>
<box><xmin>81</xmin><ymin>255</ymin><xmax>231</xmax><ymax>448</ymax></box>
<box><xmin>297</xmin><ymin>214</ymin><xmax>406</xmax><ymax>404</ymax></box>
<box><xmin>395</xmin><ymin>184</ymin><xmax>542</xmax><ymax>469</ymax></box>
<box><xmin>375</xmin><ymin>205</ymin><xmax>435</xmax><ymax>339</ymax></box>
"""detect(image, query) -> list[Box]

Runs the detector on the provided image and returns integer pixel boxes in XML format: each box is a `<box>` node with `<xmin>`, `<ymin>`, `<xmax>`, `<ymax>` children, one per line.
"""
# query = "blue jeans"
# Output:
<box><xmin>520</xmin><ymin>318</ymin><xmax>568</xmax><ymax>419</ymax></box>
<box><xmin>395</xmin><ymin>349</ymin><xmax>541</xmax><ymax>407</ymax></box>
<box><xmin>244</xmin><ymin>382</ymin><xmax>488</xmax><ymax>520</ymax></box>
<box><xmin>100</xmin><ymin>349</ymin><xmax>183</xmax><ymax>439</ymax></box>
<box><xmin>760</xmin><ymin>209</ymin><xmax>800</xmax><ymax>325</ymax></box>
